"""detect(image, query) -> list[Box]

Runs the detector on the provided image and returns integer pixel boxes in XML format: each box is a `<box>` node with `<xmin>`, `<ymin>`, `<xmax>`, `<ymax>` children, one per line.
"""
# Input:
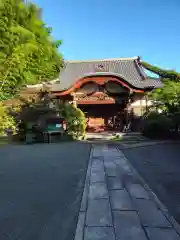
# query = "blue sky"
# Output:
<box><xmin>34</xmin><ymin>0</ymin><xmax>180</xmax><ymax>71</ymax></box>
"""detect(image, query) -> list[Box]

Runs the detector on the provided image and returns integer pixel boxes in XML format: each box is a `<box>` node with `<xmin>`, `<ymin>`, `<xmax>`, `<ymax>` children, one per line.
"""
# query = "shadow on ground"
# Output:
<box><xmin>122</xmin><ymin>143</ymin><xmax>180</xmax><ymax>224</ymax></box>
<box><xmin>85</xmin><ymin>132</ymin><xmax>150</xmax><ymax>146</ymax></box>
<box><xmin>0</xmin><ymin>141</ymin><xmax>91</xmax><ymax>240</ymax></box>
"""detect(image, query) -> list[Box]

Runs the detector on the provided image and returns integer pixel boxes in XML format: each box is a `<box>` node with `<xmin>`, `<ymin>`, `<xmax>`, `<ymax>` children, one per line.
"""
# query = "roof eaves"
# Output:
<box><xmin>134</xmin><ymin>59</ymin><xmax>148</xmax><ymax>80</ymax></box>
<box><xmin>61</xmin><ymin>71</ymin><xmax>147</xmax><ymax>91</ymax></box>
<box><xmin>65</xmin><ymin>56</ymin><xmax>139</xmax><ymax>64</ymax></box>
<box><xmin>143</xmin><ymin>77</ymin><xmax>163</xmax><ymax>89</ymax></box>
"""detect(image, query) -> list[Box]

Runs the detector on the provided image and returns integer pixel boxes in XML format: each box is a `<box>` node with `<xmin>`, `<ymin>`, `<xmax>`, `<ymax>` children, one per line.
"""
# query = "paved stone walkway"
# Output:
<box><xmin>74</xmin><ymin>144</ymin><xmax>180</xmax><ymax>240</ymax></box>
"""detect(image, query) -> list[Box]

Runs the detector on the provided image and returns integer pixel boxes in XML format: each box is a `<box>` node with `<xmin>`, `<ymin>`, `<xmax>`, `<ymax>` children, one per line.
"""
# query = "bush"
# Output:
<box><xmin>142</xmin><ymin>111</ymin><xmax>173</xmax><ymax>139</ymax></box>
<box><xmin>3</xmin><ymin>91</ymin><xmax>58</xmax><ymax>141</ymax></box>
<box><xmin>0</xmin><ymin>102</ymin><xmax>16</xmax><ymax>136</ymax></box>
<box><xmin>62</xmin><ymin>103</ymin><xmax>86</xmax><ymax>139</ymax></box>
<box><xmin>2</xmin><ymin>89</ymin><xmax>87</xmax><ymax>141</ymax></box>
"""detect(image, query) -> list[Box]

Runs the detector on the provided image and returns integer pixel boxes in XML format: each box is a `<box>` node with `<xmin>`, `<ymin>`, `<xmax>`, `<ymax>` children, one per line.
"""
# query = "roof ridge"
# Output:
<box><xmin>65</xmin><ymin>56</ymin><xmax>139</xmax><ymax>63</ymax></box>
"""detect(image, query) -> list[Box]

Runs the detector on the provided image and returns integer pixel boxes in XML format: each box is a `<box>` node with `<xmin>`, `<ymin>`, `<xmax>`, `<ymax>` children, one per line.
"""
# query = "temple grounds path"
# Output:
<box><xmin>75</xmin><ymin>143</ymin><xmax>180</xmax><ymax>240</ymax></box>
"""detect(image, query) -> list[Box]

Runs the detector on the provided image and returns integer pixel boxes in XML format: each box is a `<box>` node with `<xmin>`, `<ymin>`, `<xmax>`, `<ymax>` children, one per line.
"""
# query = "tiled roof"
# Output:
<box><xmin>142</xmin><ymin>77</ymin><xmax>163</xmax><ymax>88</ymax></box>
<box><xmin>55</xmin><ymin>57</ymin><xmax>162</xmax><ymax>91</ymax></box>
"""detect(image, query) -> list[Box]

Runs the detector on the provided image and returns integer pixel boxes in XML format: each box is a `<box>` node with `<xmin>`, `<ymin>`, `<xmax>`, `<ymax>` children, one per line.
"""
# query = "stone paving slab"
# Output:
<box><xmin>91</xmin><ymin>159</ymin><xmax>103</xmax><ymax>169</ymax></box>
<box><xmin>86</xmin><ymin>199</ymin><xmax>112</xmax><ymax>226</ymax></box>
<box><xmin>84</xmin><ymin>227</ymin><xmax>115</xmax><ymax>240</ymax></box>
<box><xmin>74</xmin><ymin>144</ymin><xmax>180</xmax><ymax>240</ymax></box>
<box><xmin>89</xmin><ymin>182</ymin><xmax>108</xmax><ymax>199</ymax></box>
<box><xmin>90</xmin><ymin>165</ymin><xmax>105</xmax><ymax>183</ymax></box>
<box><xmin>134</xmin><ymin>198</ymin><xmax>172</xmax><ymax>227</ymax></box>
<box><xmin>113</xmin><ymin>211</ymin><xmax>147</xmax><ymax>240</ymax></box>
<box><xmin>90</xmin><ymin>171</ymin><xmax>105</xmax><ymax>183</ymax></box>
<box><xmin>113</xmin><ymin>157</ymin><xmax>132</xmax><ymax>174</ymax></box>
<box><xmin>104</xmin><ymin>161</ymin><xmax>118</xmax><ymax>177</ymax></box>
<box><xmin>110</xmin><ymin>189</ymin><xmax>134</xmax><ymax>210</ymax></box>
<box><xmin>126</xmin><ymin>183</ymin><xmax>150</xmax><ymax>199</ymax></box>
<box><xmin>107</xmin><ymin>177</ymin><xmax>123</xmax><ymax>190</ymax></box>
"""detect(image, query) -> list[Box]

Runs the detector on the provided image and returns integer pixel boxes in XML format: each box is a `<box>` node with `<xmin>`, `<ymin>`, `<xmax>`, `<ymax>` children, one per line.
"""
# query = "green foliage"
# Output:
<box><xmin>1</xmin><ymin>90</ymin><xmax>86</xmax><ymax>141</ymax></box>
<box><xmin>62</xmin><ymin>103</ymin><xmax>86</xmax><ymax>139</ymax></box>
<box><xmin>0</xmin><ymin>102</ymin><xmax>16</xmax><ymax>136</ymax></box>
<box><xmin>142</xmin><ymin>61</ymin><xmax>180</xmax><ymax>134</ymax></box>
<box><xmin>142</xmin><ymin>111</ymin><xmax>173</xmax><ymax>139</ymax></box>
<box><xmin>150</xmin><ymin>81</ymin><xmax>180</xmax><ymax>115</ymax></box>
<box><xmin>0</xmin><ymin>0</ymin><xmax>63</xmax><ymax>100</ymax></box>
<box><xmin>141</xmin><ymin>61</ymin><xmax>180</xmax><ymax>81</ymax></box>
<box><xmin>6</xmin><ymin>91</ymin><xmax>58</xmax><ymax>140</ymax></box>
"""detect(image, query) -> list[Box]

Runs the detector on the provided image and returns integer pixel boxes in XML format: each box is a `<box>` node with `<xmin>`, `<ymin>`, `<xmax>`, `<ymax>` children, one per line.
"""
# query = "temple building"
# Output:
<box><xmin>22</xmin><ymin>56</ymin><xmax>163</xmax><ymax>131</ymax></box>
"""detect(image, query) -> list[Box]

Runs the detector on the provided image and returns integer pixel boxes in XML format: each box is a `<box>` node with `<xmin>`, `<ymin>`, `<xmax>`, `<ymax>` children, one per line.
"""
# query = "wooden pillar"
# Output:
<box><xmin>126</xmin><ymin>91</ymin><xmax>133</xmax><ymax>131</ymax></box>
<box><xmin>140</xmin><ymin>98</ymin><xmax>143</xmax><ymax>116</ymax></box>
<box><xmin>145</xmin><ymin>94</ymin><xmax>148</xmax><ymax>112</ymax></box>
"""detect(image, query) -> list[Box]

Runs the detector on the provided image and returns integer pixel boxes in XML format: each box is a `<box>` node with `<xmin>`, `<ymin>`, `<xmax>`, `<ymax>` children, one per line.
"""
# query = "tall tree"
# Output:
<box><xmin>0</xmin><ymin>0</ymin><xmax>63</xmax><ymax>100</ymax></box>
<box><xmin>141</xmin><ymin>61</ymin><xmax>180</xmax><ymax>81</ymax></box>
<box><xmin>142</xmin><ymin>61</ymin><xmax>180</xmax><ymax>130</ymax></box>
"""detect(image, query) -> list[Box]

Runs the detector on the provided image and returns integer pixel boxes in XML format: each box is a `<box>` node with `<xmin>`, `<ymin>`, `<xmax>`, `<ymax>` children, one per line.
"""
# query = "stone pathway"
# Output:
<box><xmin>74</xmin><ymin>144</ymin><xmax>180</xmax><ymax>240</ymax></box>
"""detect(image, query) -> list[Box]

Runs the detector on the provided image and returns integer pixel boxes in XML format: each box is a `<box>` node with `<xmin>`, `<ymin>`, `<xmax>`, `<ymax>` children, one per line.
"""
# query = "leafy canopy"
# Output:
<box><xmin>141</xmin><ymin>62</ymin><xmax>180</xmax><ymax>136</ymax></box>
<box><xmin>0</xmin><ymin>0</ymin><xmax>63</xmax><ymax>100</ymax></box>
<box><xmin>142</xmin><ymin>61</ymin><xmax>180</xmax><ymax>111</ymax></box>
<box><xmin>141</xmin><ymin>61</ymin><xmax>180</xmax><ymax>82</ymax></box>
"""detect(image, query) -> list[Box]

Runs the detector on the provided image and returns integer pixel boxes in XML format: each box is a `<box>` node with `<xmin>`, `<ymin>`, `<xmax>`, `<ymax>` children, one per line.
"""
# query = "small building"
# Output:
<box><xmin>22</xmin><ymin>57</ymin><xmax>163</xmax><ymax>131</ymax></box>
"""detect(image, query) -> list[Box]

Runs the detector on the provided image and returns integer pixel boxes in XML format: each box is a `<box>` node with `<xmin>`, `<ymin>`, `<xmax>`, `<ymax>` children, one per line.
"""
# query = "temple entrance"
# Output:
<box><xmin>78</xmin><ymin>103</ymin><xmax>126</xmax><ymax>132</ymax></box>
<box><xmin>48</xmin><ymin>57</ymin><xmax>158</xmax><ymax>134</ymax></box>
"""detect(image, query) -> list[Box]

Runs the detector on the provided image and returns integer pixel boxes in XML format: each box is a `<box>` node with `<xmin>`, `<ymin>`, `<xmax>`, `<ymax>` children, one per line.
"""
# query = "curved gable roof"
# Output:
<box><xmin>56</xmin><ymin>57</ymin><xmax>162</xmax><ymax>91</ymax></box>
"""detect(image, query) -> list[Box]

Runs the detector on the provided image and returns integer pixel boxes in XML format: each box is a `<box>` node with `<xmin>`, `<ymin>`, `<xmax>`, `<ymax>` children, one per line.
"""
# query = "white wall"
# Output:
<box><xmin>131</xmin><ymin>99</ymin><xmax>152</xmax><ymax>107</ymax></box>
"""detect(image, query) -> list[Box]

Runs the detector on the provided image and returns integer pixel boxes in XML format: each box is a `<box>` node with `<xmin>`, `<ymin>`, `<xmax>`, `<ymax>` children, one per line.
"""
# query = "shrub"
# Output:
<box><xmin>142</xmin><ymin>111</ymin><xmax>173</xmax><ymax>139</ymax></box>
<box><xmin>2</xmin><ymin>90</ymin><xmax>87</xmax><ymax>141</ymax></box>
<box><xmin>62</xmin><ymin>103</ymin><xmax>86</xmax><ymax>139</ymax></box>
<box><xmin>4</xmin><ymin>91</ymin><xmax>58</xmax><ymax>141</ymax></box>
<box><xmin>0</xmin><ymin>102</ymin><xmax>17</xmax><ymax>136</ymax></box>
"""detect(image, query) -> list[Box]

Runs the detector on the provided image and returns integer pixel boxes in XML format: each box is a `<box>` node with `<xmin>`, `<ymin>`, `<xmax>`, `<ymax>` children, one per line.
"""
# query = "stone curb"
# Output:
<box><xmin>119</xmin><ymin>140</ymin><xmax>180</xmax><ymax>149</ymax></box>
<box><xmin>84</xmin><ymin>139</ymin><xmax>180</xmax><ymax>148</ymax></box>
<box><xmin>74</xmin><ymin>144</ymin><xmax>93</xmax><ymax>240</ymax></box>
<box><xmin>117</xmin><ymin>147</ymin><xmax>180</xmax><ymax>237</ymax></box>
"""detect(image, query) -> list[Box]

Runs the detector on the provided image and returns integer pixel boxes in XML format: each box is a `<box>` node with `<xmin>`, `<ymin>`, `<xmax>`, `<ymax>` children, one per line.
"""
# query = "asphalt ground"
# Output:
<box><xmin>122</xmin><ymin>143</ymin><xmax>180</xmax><ymax>224</ymax></box>
<box><xmin>0</xmin><ymin>142</ymin><xmax>91</xmax><ymax>240</ymax></box>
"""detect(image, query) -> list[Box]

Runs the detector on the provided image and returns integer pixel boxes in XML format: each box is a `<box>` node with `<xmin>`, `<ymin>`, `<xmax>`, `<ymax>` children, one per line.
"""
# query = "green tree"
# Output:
<box><xmin>151</xmin><ymin>81</ymin><xmax>180</xmax><ymax>113</ymax></box>
<box><xmin>142</xmin><ymin>61</ymin><xmax>180</xmax><ymax>132</ymax></box>
<box><xmin>142</xmin><ymin>61</ymin><xmax>180</xmax><ymax>112</ymax></box>
<box><xmin>141</xmin><ymin>61</ymin><xmax>180</xmax><ymax>81</ymax></box>
<box><xmin>0</xmin><ymin>0</ymin><xmax>63</xmax><ymax>100</ymax></box>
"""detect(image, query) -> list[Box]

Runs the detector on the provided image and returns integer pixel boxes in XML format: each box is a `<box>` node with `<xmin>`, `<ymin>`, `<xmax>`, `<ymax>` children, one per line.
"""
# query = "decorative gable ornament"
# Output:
<box><xmin>95</xmin><ymin>64</ymin><xmax>105</xmax><ymax>72</ymax></box>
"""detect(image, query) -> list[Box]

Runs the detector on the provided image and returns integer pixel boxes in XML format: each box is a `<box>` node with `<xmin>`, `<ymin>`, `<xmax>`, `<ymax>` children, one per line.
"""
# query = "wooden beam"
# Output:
<box><xmin>77</xmin><ymin>100</ymin><xmax>115</xmax><ymax>104</ymax></box>
<box><xmin>53</xmin><ymin>76</ymin><xmax>144</xmax><ymax>96</ymax></box>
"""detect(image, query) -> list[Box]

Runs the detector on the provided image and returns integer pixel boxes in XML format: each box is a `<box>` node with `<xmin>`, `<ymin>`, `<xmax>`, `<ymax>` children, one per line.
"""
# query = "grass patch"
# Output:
<box><xmin>110</xmin><ymin>134</ymin><xmax>122</xmax><ymax>141</ymax></box>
